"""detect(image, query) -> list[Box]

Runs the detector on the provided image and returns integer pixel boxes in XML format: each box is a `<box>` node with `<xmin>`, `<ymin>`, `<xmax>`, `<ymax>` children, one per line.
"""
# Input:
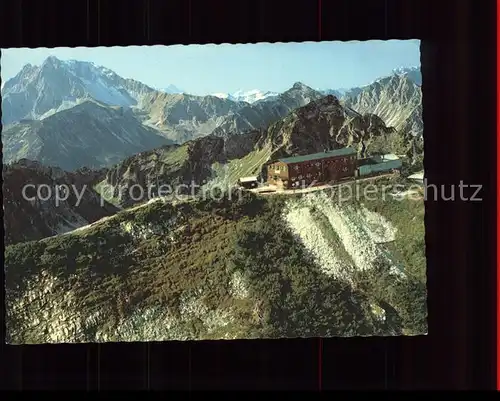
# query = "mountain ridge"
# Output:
<box><xmin>1</xmin><ymin>57</ymin><xmax>158</xmax><ymax>125</ymax></box>
<box><xmin>2</xmin><ymin>99</ymin><xmax>173</xmax><ymax>171</ymax></box>
<box><xmin>94</xmin><ymin>94</ymin><xmax>399</xmax><ymax>208</ymax></box>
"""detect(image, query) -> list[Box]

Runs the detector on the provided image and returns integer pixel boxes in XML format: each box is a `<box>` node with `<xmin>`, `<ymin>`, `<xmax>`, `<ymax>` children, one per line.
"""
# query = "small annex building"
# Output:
<box><xmin>356</xmin><ymin>154</ymin><xmax>403</xmax><ymax>177</ymax></box>
<box><xmin>238</xmin><ymin>176</ymin><xmax>259</xmax><ymax>189</ymax></box>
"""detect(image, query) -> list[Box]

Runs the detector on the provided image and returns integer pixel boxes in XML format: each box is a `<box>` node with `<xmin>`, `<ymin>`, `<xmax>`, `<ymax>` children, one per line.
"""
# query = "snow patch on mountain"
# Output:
<box><xmin>79</xmin><ymin>77</ymin><xmax>134</xmax><ymax>107</ymax></box>
<box><xmin>158</xmin><ymin>84</ymin><xmax>184</xmax><ymax>94</ymax></box>
<box><xmin>211</xmin><ymin>92</ymin><xmax>232</xmax><ymax>100</ymax></box>
<box><xmin>231</xmin><ymin>89</ymin><xmax>279</xmax><ymax>103</ymax></box>
<box><xmin>392</xmin><ymin>66</ymin><xmax>422</xmax><ymax>86</ymax></box>
<box><xmin>211</xmin><ymin>89</ymin><xmax>279</xmax><ymax>103</ymax></box>
<box><xmin>1</xmin><ymin>56</ymin><xmax>155</xmax><ymax>124</ymax></box>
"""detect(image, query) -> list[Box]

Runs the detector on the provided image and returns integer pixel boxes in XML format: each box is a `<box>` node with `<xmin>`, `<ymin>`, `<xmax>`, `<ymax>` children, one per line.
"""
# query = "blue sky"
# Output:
<box><xmin>1</xmin><ymin>40</ymin><xmax>420</xmax><ymax>95</ymax></box>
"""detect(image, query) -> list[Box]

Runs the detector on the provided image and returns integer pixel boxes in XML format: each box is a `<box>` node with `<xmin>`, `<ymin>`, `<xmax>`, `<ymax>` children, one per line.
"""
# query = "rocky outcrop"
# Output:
<box><xmin>262</xmin><ymin>95</ymin><xmax>396</xmax><ymax>159</ymax></box>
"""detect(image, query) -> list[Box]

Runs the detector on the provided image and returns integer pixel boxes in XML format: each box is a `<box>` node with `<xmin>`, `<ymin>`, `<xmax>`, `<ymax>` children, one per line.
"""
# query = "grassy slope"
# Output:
<box><xmin>5</xmin><ymin>177</ymin><xmax>427</xmax><ymax>343</ymax></box>
<box><xmin>209</xmin><ymin>145</ymin><xmax>273</xmax><ymax>187</ymax></box>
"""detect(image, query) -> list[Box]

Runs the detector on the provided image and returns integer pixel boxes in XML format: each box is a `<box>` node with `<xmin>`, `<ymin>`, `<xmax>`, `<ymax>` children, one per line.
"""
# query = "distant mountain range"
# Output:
<box><xmin>343</xmin><ymin>73</ymin><xmax>422</xmax><ymax>137</ymax></box>
<box><xmin>157</xmin><ymin>84</ymin><xmax>184</xmax><ymax>94</ymax></box>
<box><xmin>3</xmin><ymin>57</ymin><xmax>426</xmax><ymax>344</ymax></box>
<box><xmin>1</xmin><ymin>57</ymin><xmax>422</xmax><ymax>174</ymax></box>
<box><xmin>2</xmin><ymin>99</ymin><xmax>171</xmax><ymax>171</ymax></box>
<box><xmin>2</xmin><ymin>93</ymin><xmax>404</xmax><ymax>245</ymax></box>
<box><xmin>88</xmin><ymin>94</ymin><xmax>397</xmax><ymax>208</ymax></box>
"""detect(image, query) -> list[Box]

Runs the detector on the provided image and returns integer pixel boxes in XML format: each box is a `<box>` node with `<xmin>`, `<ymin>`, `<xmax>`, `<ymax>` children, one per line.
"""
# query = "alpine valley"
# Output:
<box><xmin>2</xmin><ymin>55</ymin><xmax>427</xmax><ymax>343</ymax></box>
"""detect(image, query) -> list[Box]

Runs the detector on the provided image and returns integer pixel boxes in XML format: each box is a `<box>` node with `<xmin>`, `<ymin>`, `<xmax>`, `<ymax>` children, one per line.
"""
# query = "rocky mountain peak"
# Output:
<box><xmin>262</xmin><ymin>92</ymin><xmax>395</xmax><ymax>161</ymax></box>
<box><xmin>282</xmin><ymin>81</ymin><xmax>322</xmax><ymax>100</ymax></box>
<box><xmin>291</xmin><ymin>81</ymin><xmax>308</xmax><ymax>90</ymax></box>
<box><xmin>18</xmin><ymin>62</ymin><xmax>35</xmax><ymax>75</ymax></box>
<box><xmin>289</xmin><ymin>82</ymin><xmax>317</xmax><ymax>93</ymax></box>
<box><xmin>391</xmin><ymin>66</ymin><xmax>421</xmax><ymax>86</ymax></box>
<box><xmin>343</xmin><ymin>72</ymin><xmax>422</xmax><ymax>137</ymax></box>
<box><xmin>293</xmin><ymin>94</ymin><xmax>342</xmax><ymax>117</ymax></box>
<box><xmin>41</xmin><ymin>55</ymin><xmax>63</xmax><ymax>70</ymax></box>
<box><xmin>318</xmin><ymin>94</ymin><xmax>341</xmax><ymax>106</ymax></box>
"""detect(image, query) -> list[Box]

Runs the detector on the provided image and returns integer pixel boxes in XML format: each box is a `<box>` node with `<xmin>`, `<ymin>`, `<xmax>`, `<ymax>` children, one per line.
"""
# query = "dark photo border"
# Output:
<box><xmin>0</xmin><ymin>0</ymin><xmax>496</xmax><ymax>391</ymax></box>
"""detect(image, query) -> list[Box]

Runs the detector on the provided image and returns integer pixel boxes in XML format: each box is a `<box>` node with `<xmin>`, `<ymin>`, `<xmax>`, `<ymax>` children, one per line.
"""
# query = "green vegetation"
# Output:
<box><xmin>5</xmin><ymin>182</ymin><xmax>427</xmax><ymax>343</ymax></box>
<box><xmin>158</xmin><ymin>144</ymin><xmax>188</xmax><ymax>167</ymax></box>
<box><xmin>93</xmin><ymin>180</ymin><xmax>121</xmax><ymax>207</ymax></box>
<box><xmin>227</xmin><ymin>202</ymin><xmax>386</xmax><ymax>338</ymax></box>
<box><xmin>343</xmin><ymin>178</ymin><xmax>427</xmax><ymax>334</ymax></box>
<box><xmin>210</xmin><ymin>145</ymin><xmax>273</xmax><ymax>186</ymax></box>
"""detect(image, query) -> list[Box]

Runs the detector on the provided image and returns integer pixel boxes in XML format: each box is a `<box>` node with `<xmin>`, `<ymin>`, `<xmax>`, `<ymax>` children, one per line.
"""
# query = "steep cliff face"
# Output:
<box><xmin>137</xmin><ymin>92</ymin><xmax>248</xmax><ymax>143</ymax></box>
<box><xmin>1</xmin><ymin>56</ymin><xmax>157</xmax><ymax>125</ymax></box>
<box><xmin>343</xmin><ymin>74</ymin><xmax>422</xmax><ymax>138</ymax></box>
<box><xmin>3</xmin><ymin>56</ymin><xmax>427</xmax><ymax>345</ymax></box>
<box><xmin>342</xmin><ymin>74</ymin><xmax>423</xmax><ymax>166</ymax></box>
<box><xmin>3</xmin><ymin>159</ymin><xmax>118</xmax><ymax>245</ymax></box>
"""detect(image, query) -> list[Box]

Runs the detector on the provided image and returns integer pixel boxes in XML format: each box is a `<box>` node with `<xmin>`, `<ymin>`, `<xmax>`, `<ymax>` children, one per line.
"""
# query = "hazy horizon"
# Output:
<box><xmin>1</xmin><ymin>40</ymin><xmax>420</xmax><ymax>95</ymax></box>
